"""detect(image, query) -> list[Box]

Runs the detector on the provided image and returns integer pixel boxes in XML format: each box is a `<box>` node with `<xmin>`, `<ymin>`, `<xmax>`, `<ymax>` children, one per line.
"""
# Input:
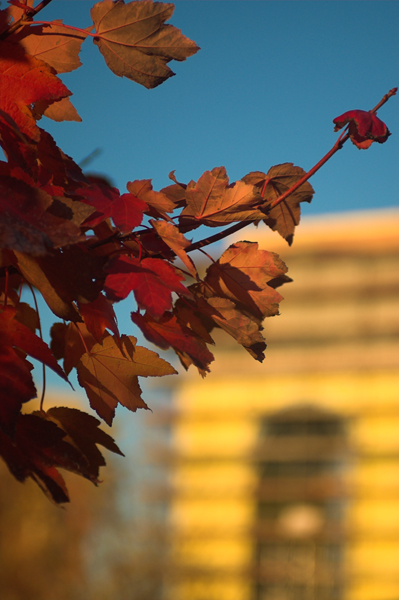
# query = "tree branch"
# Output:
<box><xmin>0</xmin><ymin>0</ymin><xmax>54</xmax><ymax>41</ymax></box>
<box><xmin>267</xmin><ymin>87</ymin><xmax>397</xmax><ymax>211</ymax></box>
<box><xmin>53</xmin><ymin>87</ymin><xmax>399</xmax><ymax>262</ymax></box>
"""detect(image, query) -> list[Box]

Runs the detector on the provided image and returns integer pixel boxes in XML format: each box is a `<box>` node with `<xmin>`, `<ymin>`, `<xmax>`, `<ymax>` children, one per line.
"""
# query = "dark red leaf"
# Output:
<box><xmin>0</xmin><ymin>346</ymin><xmax>36</xmax><ymax>434</ymax></box>
<box><xmin>78</xmin><ymin>293</ymin><xmax>119</xmax><ymax>343</ymax></box>
<box><xmin>131</xmin><ymin>311</ymin><xmax>214</xmax><ymax>373</ymax></box>
<box><xmin>0</xmin><ymin>306</ymin><xmax>68</xmax><ymax>382</ymax></box>
<box><xmin>77</xmin><ymin>182</ymin><xmax>120</xmax><ymax>227</ymax></box>
<box><xmin>0</xmin><ymin>414</ymin><xmax>71</xmax><ymax>503</ymax></box>
<box><xmin>44</xmin><ymin>407</ymin><xmax>124</xmax><ymax>481</ymax></box>
<box><xmin>14</xmin><ymin>245</ymin><xmax>107</xmax><ymax>321</ymax></box>
<box><xmin>333</xmin><ymin>109</ymin><xmax>391</xmax><ymax>149</ymax></box>
<box><xmin>105</xmin><ymin>255</ymin><xmax>190</xmax><ymax>318</ymax></box>
<box><xmin>0</xmin><ymin>174</ymin><xmax>83</xmax><ymax>255</ymax></box>
<box><xmin>111</xmin><ymin>192</ymin><xmax>147</xmax><ymax>233</ymax></box>
<box><xmin>0</xmin><ymin>410</ymin><xmax>122</xmax><ymax>504</ymax></box>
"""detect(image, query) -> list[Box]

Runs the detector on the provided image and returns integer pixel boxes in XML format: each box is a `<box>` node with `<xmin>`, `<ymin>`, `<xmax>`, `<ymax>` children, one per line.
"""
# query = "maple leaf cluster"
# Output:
<box><xmin>0</xmin><ymin>1</ymin><xmax>394</xmax><ymax>503</ymax></box>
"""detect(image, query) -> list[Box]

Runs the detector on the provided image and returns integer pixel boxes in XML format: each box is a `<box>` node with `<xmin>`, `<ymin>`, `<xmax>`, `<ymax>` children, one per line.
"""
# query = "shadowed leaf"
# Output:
<box><xmin>0</xmin><ymin>41</ymin><xmax>71</xmax><ymax>140</ymax></box>
<box><xmin>131</xmin><ymin>311</ymin><xmax>214</xmax><ymax>373</ymax></box>
<box><xmin>105</xmin><ymin>255</ymin><xmax>190</xmax><ymax>318</ymax></box>
<box><xmin>13</xmin><ymin>21</ymin><xmax>88</xmax><ymax>74</ymax></box>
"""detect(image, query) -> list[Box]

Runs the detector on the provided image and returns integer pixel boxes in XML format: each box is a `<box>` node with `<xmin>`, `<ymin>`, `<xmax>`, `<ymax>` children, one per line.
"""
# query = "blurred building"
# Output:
<box><xmin>161</xmin><ymin>209</ymin><xmax>399</xmax><ymax>600</ymax></box>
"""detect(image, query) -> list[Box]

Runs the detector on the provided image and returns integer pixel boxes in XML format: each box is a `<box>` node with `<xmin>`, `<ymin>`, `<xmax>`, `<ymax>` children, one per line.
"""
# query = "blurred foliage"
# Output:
<box><xmin>0</xmin><ymin>459</ymin><xmax>168</xmax><ymax>600</ymax></box>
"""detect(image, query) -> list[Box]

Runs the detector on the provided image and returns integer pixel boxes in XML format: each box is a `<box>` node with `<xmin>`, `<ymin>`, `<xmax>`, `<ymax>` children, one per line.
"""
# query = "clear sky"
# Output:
<box><xmin>37</xmin><ymin>0</ymin><xmax>398</xmax><ymax>216</ymax></box>
<box><xmin>14</xmin><ymin>0</ymin><xmax>399</xmax><ymax>395</ymax></box>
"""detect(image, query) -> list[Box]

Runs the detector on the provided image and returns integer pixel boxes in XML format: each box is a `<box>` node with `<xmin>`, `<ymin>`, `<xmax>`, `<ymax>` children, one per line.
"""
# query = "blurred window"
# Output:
<box><xmin>253</xmin><ymin>405</ymin><xmax>349</xmax><ymax>600</ymax></box>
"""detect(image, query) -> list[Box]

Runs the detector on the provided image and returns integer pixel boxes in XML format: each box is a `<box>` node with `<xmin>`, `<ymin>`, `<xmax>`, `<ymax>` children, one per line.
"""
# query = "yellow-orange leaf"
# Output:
<box><xmin>77</xmin><ymin>334</ymin><xmax>176</xmax><ymax>425</ymax></box>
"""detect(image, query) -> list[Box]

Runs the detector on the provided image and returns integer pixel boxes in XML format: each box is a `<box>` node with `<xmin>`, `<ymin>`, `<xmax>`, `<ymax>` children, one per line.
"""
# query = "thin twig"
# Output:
<box><xmin>0</xmin><ymin>0</ymin><xmax>54</xmax><ymax>40</ymax></box>
<box><xmin>268</xmin><ymin>132</ymin><xmax>348</xmax><ymax>210</ymax></box>
<box><xmin>370</xmin><ymin>87</ymin><xmax>397</xmax><ymax>114</ymax></box>
<box><xmin>87</xmin><ymin>88</ymin><xmax>396</xmax><ymax>259</ymax></box>
<box><xmin>185</xmin><ymin>221</ymin><xmax>249</xmax><ymax>253</ymax></box>
<box><xmin>27</xmin><ymin>282</ymin><xmax>46</xmax><ymax>412</ymax></box>
<box><xmin>267</xmin><ymin>87</ymin><xmax>397</xmax><ymax>211</ymax></box>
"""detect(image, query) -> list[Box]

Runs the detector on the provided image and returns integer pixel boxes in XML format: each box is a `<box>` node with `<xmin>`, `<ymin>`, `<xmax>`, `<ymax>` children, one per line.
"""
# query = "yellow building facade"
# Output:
<box><xmin>165</xmin><ymin>209</ymin><xmax>399</xmax><ymax>600</ymax></box>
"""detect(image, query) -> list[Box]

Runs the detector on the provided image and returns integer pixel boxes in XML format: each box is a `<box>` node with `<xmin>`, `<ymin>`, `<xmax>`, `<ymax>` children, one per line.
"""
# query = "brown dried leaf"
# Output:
<box><xmin>43</xmin><ymin>97</ymin><xmax>82</xmax><ymax>122</ymax></box>
<box><xmin>206</xmin><ymin>296</ymin><xmax>267</xmax><ymax>362</ymax></box>
<box><xmin>180</xmin><ymin>167</ymin><xmax>262</xmax><ymax>228</ymax></box>
<box><xmin>91</xmin><ymin>0</ymin><xmax>199</xmax><ymax>88</ymax></box>
<box><xmin>242</xmin><ymin>163</ymin><xmax>314</xmax><ymax>245</ymax></box>
<box><xmin>204</xmin><ymin>241</ymin><xmax>288</xmax><ymax>320</ymax></box>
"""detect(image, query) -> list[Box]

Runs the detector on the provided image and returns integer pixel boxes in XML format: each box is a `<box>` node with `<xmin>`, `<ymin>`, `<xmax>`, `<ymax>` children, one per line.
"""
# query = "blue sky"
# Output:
<box><xmin>13</xmin><ymin>1</ymin><xmax>399</xmax><ymax>398</ymax></box>
<box><xmin>37</xmin><ymin>0</ymin><xmax>398</xmax><ymax>216</ymax></box>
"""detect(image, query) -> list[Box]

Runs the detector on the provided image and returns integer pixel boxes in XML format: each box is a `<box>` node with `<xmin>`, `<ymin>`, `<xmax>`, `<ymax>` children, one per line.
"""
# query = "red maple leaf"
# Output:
<box><xmin>0</xmin><ymin>41</ymin><xmax>72</xmax><ymax>141</ymax></box>
<box><xmin>333</xmin><ymin>109</ymin><xmax>390</xmax><ymax>149</ymax></box>
<box><xmin>131</xmin><ymin>311</ymin><xmax>214</xmax><ymax>373</ymax></box>
<box><xmin>105</xmin><ymin>255</ymin><xmax>190</xmax><ymax>318</ymax></box>
<box><xmin>0</xmin><ymin>345</ymin><xmax>36</xmax><ymax>434</ymax></box>
<box><xmin>78</xmin><ymin>183</ymin><xmax>147</xmax><ymax>232</ymax></box>
<box><xmin>0</xmin><ymin>306</ymin><xmax>68</xmax><ymax>382</ymax></box>
<box><xmin>78</xmin><ymin>293</ymin><xmax>119</xmax><ymax>343</ymax></box>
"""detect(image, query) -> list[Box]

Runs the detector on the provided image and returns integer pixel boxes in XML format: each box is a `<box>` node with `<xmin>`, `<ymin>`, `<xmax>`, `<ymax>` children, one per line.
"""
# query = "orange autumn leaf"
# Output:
<box><xmin>77</xmin><ymin>334</ymin><xmax>176</xmax><ymax>425</ymax></box>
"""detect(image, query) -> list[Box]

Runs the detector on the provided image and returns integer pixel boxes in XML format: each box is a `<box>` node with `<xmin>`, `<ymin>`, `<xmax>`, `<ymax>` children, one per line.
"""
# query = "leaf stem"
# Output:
<box><xmin>266</xmin><ymin>87</ymin><xmax>397</xmax><ymax>211</ymax></box>
<box><xmin>0</xmin><ymin>0</ymin><xmax>53</xmax><ymax>40</ymax></box>
<box><xmin>268</xmin><ymin>132</ymin><xmax>349</xmax><ymax>210</ymax></box>
<box><xmin>27</xmin><ymin>282</ymin><xmax>46</xmax><ymax>412</ymax></box>
<box><xmin>184</xmin><ymin>88</ymin><xmax>397</xmax><ymax>248</ymax></box>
